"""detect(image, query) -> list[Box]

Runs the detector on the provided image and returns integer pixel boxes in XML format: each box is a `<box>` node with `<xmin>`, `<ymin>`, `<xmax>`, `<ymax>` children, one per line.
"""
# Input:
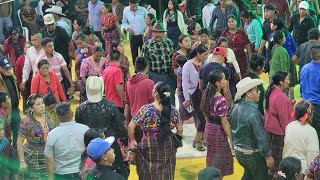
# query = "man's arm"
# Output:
<box><xmin>46</xmin><ymin>157</ymin><xmax>54</xmax><ymax>180</ymax></box>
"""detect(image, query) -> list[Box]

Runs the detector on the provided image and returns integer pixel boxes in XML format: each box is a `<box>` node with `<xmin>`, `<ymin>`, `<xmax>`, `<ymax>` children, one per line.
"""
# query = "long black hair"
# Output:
<box><xmin>273</xmin><ymin>30</ymin><xmax>285</xmax><ymax>45</ymax></box>
<box><xmin>216</xmin><ymin>37</ymin><xmax>230</xmax><ymax>47</ymax></box>
<box><xmin>188</xmin><ymin>22</ymin><xmax>199</xmax><ymax>35</ymax></box>
<box><xmin>250</xmin><ymin>53</ymin><xmax>264</xmax><ymax>71</ymax></box>
<box><xmin>200</xmin><ymin>70</ymin><xmax>225</xmax><ymax>117</ymax></box>
<box><xmin>146</xmin><ymin>13</ymin><xmax>157</xmax><ymax>26</ymax></box>
<box><xmin>155</xmin><ymin>82</ymin><xmax>172</xmax><ymax>142</ymax></box>
<box><xmin>274</xmin><ymin>157</ymin><xmax>301</xmax><ymax>180</ymax></box>
<box><xmin>189</xmin><ymin>44</ymin><xmax>208</xmax><ymax>59</ymax></box>
<box><xmin>272</xmin><ymin>17</ymin><xmax>289</xmax><ymax>35</ymax></box>
<box><xmin>240</xmin><ymin>10</ymin><xmax>261</xmax><ymax>25</ymax></box>
<box><xmin>265</xmin><ymin>71</ymin><xmax>289</xmax><ymax>110</ymax></box>
<box><xmin>165</xmin><ymin>0</ymin><xmax>179</xmax><ymax>23</ymax></box>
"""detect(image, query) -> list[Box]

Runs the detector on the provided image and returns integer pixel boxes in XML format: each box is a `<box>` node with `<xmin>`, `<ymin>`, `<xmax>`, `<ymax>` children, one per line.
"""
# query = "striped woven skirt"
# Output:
<box><xmin>205</xmin><ymin>122</ymin><xmax>234</xmax><ymax>176</ymax></box>
<box><xmin>19</xmin><ymin>144</ymin><xmax>48</xmax><ymax>180</ymax></box>
<box><xmin>136</xmin><ymin>133</ymin><xmax>176</xmax><ymax>180</ymax></box>
<box><xmin>267</xmin><ymin>132</ymin><xmax>284</xmax><ymax>174</ymax></box>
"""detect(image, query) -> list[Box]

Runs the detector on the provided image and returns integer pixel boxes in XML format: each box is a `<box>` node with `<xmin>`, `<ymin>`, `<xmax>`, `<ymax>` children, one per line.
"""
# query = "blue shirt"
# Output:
<box><xmin>88</xmin><ymin>0</ymin><xmax>103</xmax><ymax>32</ymax></box>
<box><xmin>300</xmin><ymin>61</ymin><xmax>320</xmax><ymax>105</ymax></box>
<box><xmin>122</xmin><ymin>6</ymin><xmax>148</xmax><ymax>35</ymax></box>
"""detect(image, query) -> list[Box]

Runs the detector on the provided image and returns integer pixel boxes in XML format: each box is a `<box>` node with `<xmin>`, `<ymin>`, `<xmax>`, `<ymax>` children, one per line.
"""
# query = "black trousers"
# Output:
<box><xmin>54</xmin><ymin>173</ymin><xmax>81</xmax><ymax>180</ymax></box>
<box><xmin>235</xmin><ymin>151</ymin><xmax>269</xmax><ymax>180</ymax></box>
<box><xmin>129</xmin><ymin>35</ymin><xmax>143</xmax><ymax>66</ymax></box>
<box><xmin>311</xmin><ymin>105</ymin><xmax>320</xmax><ymax>147</ymax></box>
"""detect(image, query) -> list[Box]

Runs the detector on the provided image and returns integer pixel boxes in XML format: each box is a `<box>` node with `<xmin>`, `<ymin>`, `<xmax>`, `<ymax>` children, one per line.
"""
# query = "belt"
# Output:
<box><xmin>144</xmin><ymin>131</ymin><xmax>158</xmax><ymax>137</ymax></box>
<box><xmin>207</xmin><ymin>116</ymin><xmax>221</xmax><ymax>125</ymax></box>
<box><xmin>234</xmin><ymin>145</ymin><xmax>259</xmax><ymax>154</ymax></box>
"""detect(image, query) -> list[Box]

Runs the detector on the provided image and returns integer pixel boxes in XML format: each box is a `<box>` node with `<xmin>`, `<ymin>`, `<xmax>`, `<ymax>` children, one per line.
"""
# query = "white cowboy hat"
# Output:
<box><xmin>86</xmin><ymin>76</ymin><xmax>105</xmax><ymax>103</ymax></box>
<box><xmin>45</xmin><ymin>5</ymin><xmax>66</xmax><ymax>17</ymax></box>
<box><xmin>234</xmin><ymin>77</ymin><xmax>264</xmax><ymax>101</ymax></box>
<box><xmin>43</xmin><ymin>14</ymin><xmax>55</xmax><ymax>25</ymax></box>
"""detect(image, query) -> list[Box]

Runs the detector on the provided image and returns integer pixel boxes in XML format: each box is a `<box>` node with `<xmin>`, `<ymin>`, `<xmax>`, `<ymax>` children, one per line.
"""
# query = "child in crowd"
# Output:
<box><xmin>43</xmin><ymin>93</ymin><xmax>58</xmax><ymax>127</ymax></box>
<box><xmin>274</xmin><ymin>157</ymin><xmax>302</xmax><ymax>180</ymax></box>
<box><xmin>87</xmin><ymin>137</ymin><xmax>125</xmax><ymax>180</ymax></box>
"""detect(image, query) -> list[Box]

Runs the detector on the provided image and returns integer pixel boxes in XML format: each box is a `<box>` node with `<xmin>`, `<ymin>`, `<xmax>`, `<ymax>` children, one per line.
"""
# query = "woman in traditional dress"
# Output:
<box><xmin>182</xmin><ymin>44</ymin><xmax>208</xmax><ymax>151</ymax></box>
<box><xmin>17</xmin><ymin>94</ymin><xmax>56</xmax><ymax>179</ymax></box>
<box><xmin>79</xmin><ymin>46</ymin><xmax>104</xmax><ymax>103</ymax></box>
<box><xmin>188</xmin><ymin>22</ymin><xmax>201</xmax><ymax>47</ymax></box>
<box><xmin>172</xmin><ymin>35</ymin><xmax>192</xmax><ymax>122</ymax></box>
<box><xmin>221</xmin><ymin>15</ymin><xmax>252</xmax><ymax>77</ymax></box>
<box><xmin>265</xmin><ymin>71</ymin><xmax>294</xmax><ymax>177</ymax></box>
<box><xmin>74</xmin><ymin>34</ymin><xmax>94</xmax><ymax>81</ymax></box>
<box><xmin>200</xmin><ymin>70</ymin><xmax>233</xmax><ymax>177</ymax></box>
<box><xmin>100</xmin><ymin>3</ymin><xmax>122</xmax><ymax>55</ymax></box>
<box><xmin>128</xmin><ymin>82</ymin><xmax>183</xmax><ymax>179</ymax></box>
<box><xmin>143</xmin><ymin>13</ymin><xmax>156</xmax><ymax>43</ymax></box>
<box><xmin>163</xmin><ymin>0</ymin><xmax>188</xmax><ymax>48</ymax></box>
<box><xmin>20</xmin><ymin>0</ymin><xmax>39</xmax><ymax>37</ymax></box>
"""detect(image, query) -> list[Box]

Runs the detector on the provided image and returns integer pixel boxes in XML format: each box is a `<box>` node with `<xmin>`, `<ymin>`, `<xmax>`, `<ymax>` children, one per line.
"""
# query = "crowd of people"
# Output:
<box><xmin>1</xmin><ymin>0</ymin><xmax>320</xmax><ymax>179</ymax></box>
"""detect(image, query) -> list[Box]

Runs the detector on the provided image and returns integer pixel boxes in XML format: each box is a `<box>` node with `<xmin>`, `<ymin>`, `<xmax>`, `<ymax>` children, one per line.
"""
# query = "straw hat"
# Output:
<box><xmin>45</xmin><ymin>5</ymin><xmax>66</xmax><ymax>17</ymax></box>
<box><xmin>43</xmin><ymin>14</ymin><xmax>55</xmax><ymax>25</ymax></box>
<box><xmin>86</xmin><ymin>76</ymin><xmax>104</xmax><ymax>103</ymax></box>
<box><xmin>234</xmin><ymin>77</ymin><xmax>264</xmax><ymax>101</ymax></box>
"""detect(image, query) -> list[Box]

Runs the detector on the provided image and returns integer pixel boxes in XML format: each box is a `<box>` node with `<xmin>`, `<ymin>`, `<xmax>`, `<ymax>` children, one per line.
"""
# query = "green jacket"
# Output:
<box><xmin>269</xmin><ymin>44</ymin><xmax>291</xmax><ymax>78</ymax></box>
<box><xmin>229</xmin><ymin>99</ymin><xmax>270</xmax><ymax>157</ymax></box>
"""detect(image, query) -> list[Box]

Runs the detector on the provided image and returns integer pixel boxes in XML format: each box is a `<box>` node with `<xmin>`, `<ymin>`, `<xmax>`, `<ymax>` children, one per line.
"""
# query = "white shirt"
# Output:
<box><xmin>122</xmin><ymin>6</ymin><xmax>148</xmax><ymax>35</ymax></box>
<box><xmin>283</xmin><ymin>121</ymin><xmax>319</xmax><ymax>174</ymax></box>
<box><xmin>205</xmin><ymin>48</ymin><xmax>241</xmax><ymax>73</ymax></box>
<box><xmin>202</xmin><ymin>3</ymin><xmax>216</xmax><ymax>28</ymax></box>
<box><xmin>22</xmin><ymin>46</ymin><xmax>44</xmax><ymax>83</ymax></box>
<box><xmin>45</xmin><ymin>121</ymin><xmax>89</xmax><ymax>175</ymax></box>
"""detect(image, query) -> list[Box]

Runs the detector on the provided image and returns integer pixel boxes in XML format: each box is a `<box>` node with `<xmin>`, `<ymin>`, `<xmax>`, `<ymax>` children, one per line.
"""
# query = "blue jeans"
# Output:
<box><xmin>0</xmin><ymin>16</ymin><xmax>13</xmax><ymax>42</ymax></box>
<box><xmin>148</xmin><ymin>71</ymin><xmax>176</xmax><ymax>106</ymax></box>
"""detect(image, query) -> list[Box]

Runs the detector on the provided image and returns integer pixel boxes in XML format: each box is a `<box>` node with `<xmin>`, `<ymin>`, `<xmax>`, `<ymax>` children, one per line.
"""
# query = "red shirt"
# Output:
<box><xmin>265</xmin><ymin>87</ymin><xmax>294</xmax><ymax>135</ymax></box>
<box><xmin>2</xmin><ymin>35</ymin><xmax>26</xmax><ymax>66</ymax></box>
<box><xmin>125</xmin><ymin>74</ymin><xmax>155</xmax><ymax>116</ymax></box>
<box><xmin>103</xmin><ymin>62</ymin><xmax>123</xmax><ymax>108</ymax></box>
<box><xmin>31</xmin><ymin>72</ymin><xmax>66</xmax><ymax>103</ymax></box>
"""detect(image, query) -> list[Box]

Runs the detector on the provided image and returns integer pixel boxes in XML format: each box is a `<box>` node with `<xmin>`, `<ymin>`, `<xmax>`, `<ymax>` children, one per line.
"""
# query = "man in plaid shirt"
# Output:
<box><xmin>141</xmin><ymin>22</ymin><xmax>176</xmax><ymax>105</ymax></box>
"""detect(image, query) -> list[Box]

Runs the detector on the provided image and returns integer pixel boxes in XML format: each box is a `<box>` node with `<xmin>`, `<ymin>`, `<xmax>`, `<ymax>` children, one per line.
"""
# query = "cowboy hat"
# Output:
<box><xmin>45</xmin><ymin>5</ymin><xmax>66</xmax><ymax>17</ymax></box>
<box><xmin>152</xmin><ymin>22</ymin><xmax>167</xmax><ymax>32</ymax></box>
<box><xmin>234</xmin><ymin>77</ymin><xmax>264</xmax><ymax>101</ymax></box>
<box><xmin>86</xmin><ymin>76</ymin><xmax>104</xmax><ymax>103</ymax></box>
<box><xmin>43</xmin><ymin>14</ymin><xmax>55</xmax><ymax>25</ymax></box>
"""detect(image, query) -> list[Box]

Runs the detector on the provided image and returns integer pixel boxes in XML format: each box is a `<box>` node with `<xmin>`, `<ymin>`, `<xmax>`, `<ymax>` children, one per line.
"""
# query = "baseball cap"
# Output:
<box><xmin>198</xmin><ymin>167</ymin><xmax>221</xmax><ymax>180</ymax></box>
<box><xmin>264</xmin><ymin>4</ymin><xmax>278</xmax><ymax>13</ymax></box>
<box><xmin>8</xmin><ymin>27</ymin><xmax>18</xmax><ymax>35</ymax></box>
<box><xmin>0</xmin><ymin>55</ymin><xmax>12</xmax><ymax>68</ymax></box>
<box><xmin>87</xmin><ymin>137</ymin><xmax>115</xmax><ymax>160</ymax></box>
<box><xmin>43</xmin><ymin>14</ymin><xmax>55</xmax><ymax>25</ymax></box>
<box><xmin>299</xmin><ymin>1</ymin><xmax>309</xmax><ymax>10</ymax></box>
<box><xmin>212</xmin><ymin>47</ymin><xmax>227</xmax><ymax>57</ymax></box>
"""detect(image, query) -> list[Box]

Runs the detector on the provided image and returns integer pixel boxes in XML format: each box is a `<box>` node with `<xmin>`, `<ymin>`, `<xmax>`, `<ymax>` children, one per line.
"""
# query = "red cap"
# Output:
<box><xmin>212</xmin><ymin>47</ymin><xmax>227</xmax><ymax>57</ymax></box>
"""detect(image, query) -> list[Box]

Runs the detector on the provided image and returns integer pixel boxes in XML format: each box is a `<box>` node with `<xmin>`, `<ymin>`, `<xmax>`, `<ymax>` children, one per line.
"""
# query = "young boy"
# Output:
<box><xmin>87</xmin><ymin>137</ymin><xmax>124</xmax><ymax>180</ymax></box>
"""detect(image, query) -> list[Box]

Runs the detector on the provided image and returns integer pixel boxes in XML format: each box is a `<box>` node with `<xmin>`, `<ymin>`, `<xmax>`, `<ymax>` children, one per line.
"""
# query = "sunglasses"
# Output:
<box><xmin>46</xmin><ymin>23</ymin><xmax>54</xmax><ymax>27</ymax></box>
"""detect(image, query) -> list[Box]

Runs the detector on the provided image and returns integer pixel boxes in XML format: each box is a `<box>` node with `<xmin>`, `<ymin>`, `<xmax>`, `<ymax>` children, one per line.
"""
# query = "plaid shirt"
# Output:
<box><xmin>141</xmin><ymin>38</ymin><xmax>174</xmax><ymax>73</ymax></box>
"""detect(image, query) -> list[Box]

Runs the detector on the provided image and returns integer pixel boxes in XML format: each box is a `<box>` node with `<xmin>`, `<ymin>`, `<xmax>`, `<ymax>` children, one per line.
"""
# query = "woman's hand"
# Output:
<box><xmin>130</xmin><ymin>140</ymin><xmax>138</xmax><ymax>150</ymax></box>
<box><xmin>19</xmin><ymin>161</ymin><xmax>28</xmax><ymax>171</ymax></box>
<box><xmin>183</xmin><ymin>100</ymin><xmax>191</xmax><ymax>109</ymax></box>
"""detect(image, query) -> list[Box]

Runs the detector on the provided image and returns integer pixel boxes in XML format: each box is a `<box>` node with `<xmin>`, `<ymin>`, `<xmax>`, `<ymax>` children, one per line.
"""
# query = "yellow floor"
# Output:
<box><xmin>62</xmin><ymin>41</ymin><xmax>299</xmax><ymax>180</ymax></box>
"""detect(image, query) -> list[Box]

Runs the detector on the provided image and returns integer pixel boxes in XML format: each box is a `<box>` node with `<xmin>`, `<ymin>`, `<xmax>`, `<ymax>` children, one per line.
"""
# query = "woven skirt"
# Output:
<box><xmin>177</xmin><ymin>78</ymin><xmax>192</xmax><ymax>121</ymax></box>
<box><xmin>19</xmin><ymin>145</ymin><xmax>48</xmax><ymax>180</ymax></box>
<box><xmin>136</xmin><ymin>134</ymin><xmax>176</xmax><ymax>180</ymax></box>
<box><xmin>267</xmin><ymin>132</ymin><xmax>285</xmax><ymax>173</ymax></box>
<box><xmin>205</xmin><ymin>122</ymin><xmax>233</xmax><ymax>176</ymax></box>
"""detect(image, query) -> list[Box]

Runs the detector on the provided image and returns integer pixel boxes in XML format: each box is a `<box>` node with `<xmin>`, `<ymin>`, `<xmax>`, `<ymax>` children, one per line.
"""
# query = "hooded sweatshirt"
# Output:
<box><xmin>125</xmin><ymin>73</ymin><xmax>155</xmax><ymax>117</ymax></box>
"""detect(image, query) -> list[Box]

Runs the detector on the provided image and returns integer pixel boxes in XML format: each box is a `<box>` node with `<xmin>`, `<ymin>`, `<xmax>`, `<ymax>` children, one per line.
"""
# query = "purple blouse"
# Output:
<box><xmin>80</xmin><ymin>56</ymin><xmax>102</xmax><ymax>78</ymax></box>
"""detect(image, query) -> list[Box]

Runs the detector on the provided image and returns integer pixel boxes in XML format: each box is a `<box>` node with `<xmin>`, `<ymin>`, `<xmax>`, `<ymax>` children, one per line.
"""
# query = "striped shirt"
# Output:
<box><xmin>35</xmin><ymin>52</ymin><xmax>67</xmax><ymax>81</ymax></box>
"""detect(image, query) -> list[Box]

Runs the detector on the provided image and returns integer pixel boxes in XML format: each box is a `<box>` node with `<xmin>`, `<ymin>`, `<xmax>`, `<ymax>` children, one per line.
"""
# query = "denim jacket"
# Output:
<box><xmin>229</xmin><ymin>99</ymin><xmax>271</xmax><ymax>157</ymax></box>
